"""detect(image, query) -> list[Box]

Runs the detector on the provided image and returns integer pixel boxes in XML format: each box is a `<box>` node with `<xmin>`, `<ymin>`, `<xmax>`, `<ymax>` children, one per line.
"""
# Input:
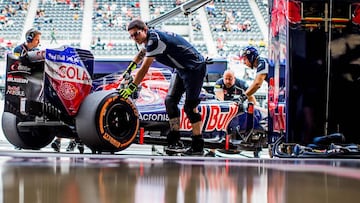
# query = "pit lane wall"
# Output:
<box><xmin>268</xmin><ymin>0</ymin><xmax>360</xmax><ymax>145</ymax></box>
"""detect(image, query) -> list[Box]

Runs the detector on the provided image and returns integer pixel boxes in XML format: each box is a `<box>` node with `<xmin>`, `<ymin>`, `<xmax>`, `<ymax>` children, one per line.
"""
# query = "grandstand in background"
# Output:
<box><xmin>0</xmin><ymin>0</ymin><xmax>269</xmax><ymax>106</ymax></box>
<box><xmin>0</xmin><ymin>0</ymin><xmax>269</xmax><ymax>58</ymax></box>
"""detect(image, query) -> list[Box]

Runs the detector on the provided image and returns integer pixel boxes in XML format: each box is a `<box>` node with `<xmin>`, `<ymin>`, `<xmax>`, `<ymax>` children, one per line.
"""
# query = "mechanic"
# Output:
<box><xmin>13</xmin><ymin>28</ymin><xmax>83</xmax><ymax>153</ymax></box>
<box><xmin>119</xmin><ymin>19</ymin><xmax>208</xmax><ymax>156</ymax></box>
<box><xmin>214</xmin><ymin>69</ymin><xmax>256</xmax><ymax>103</ymax></box>
<box><xmin>241</xmin><ymin>46</ymin><xmax>269</xmax><ymax>101</ymax></box>
<box><xmin>13</xmin><ymin>28</ymin><xmax>42</xmax><ymax>57</ymax></box>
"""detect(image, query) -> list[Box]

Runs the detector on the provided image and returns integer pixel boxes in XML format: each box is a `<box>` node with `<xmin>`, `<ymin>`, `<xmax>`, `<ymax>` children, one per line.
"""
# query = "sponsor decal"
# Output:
<box><xmin>46</xmin><ymin>62</ymin><xmax>91</xmax><ymax>84</ymax></box>
<box><xmin>58</xmin><ymin>82</ymin><xmax>77</xmax><ymax>100</ymax></box>
<box><xmin>27</xmin><ymin>50</ymin><xmax>45</xmax><ymax>61</ymax></box>
<box><xmin>6</xmin><ymin>85</ymin><xmax>25</xmax><ymax>96</ymax></box>
<box><xmin>46</xmin><ymin>50</ymin><xmax>83</xmax><ymax>67</ymax></box>
<box><xmin>57</xmin><ymin>65</ymin><xmax>91</xmax><ymax>82</ymax></box>
<box><xmin>8</xmin><ymin>61</ymin><xmax>31</xmax><ymax>74</ymax></box>
<box><xmin>139</xmin><ymin>113</ymin><xmax>168</xmax><ymax>121</ymax></box>
<box><xmin>7</xmin><ymin>75</ymin><xmax>28</xmax><ymax>84</ymax></box>
<box><xmin>103</xmin><ymin>133</ymin><xmax>121</xmax><ymax>148</ymax></box>
<box><xmin>273</xmin><ymin>103</ymin><xmax>286</xmax><ymax>132</ymax></box>
<box><xmin>45</xmin><ymin>53</ymin><xmax>92</xmax><ymax>115</ymax></box>
<box><xmin>140</xmin><ymin>104</ymin><xmax>238</xmax><ymax>132</ymax></box>
<box><xmin>180</xmin><ymin>104</ymin><xmax>238</xmax><ymax>132</ymax></box>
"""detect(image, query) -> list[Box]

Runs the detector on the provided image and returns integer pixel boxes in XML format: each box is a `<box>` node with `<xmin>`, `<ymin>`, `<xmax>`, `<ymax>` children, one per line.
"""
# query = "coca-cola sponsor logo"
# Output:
<box><xmin>46</xmin><ymin>63</ymin><xmax>91</xmax><ymax>84</ymax></box>
<box><xmin>58</xmin><ymin>65</ymin><xmax>91</xmax><ymax>81</ymax></box>
<box><xmin>58</xmin><ymin>82</ymin><xmax>77</xmax><ymax>100</ymax></box>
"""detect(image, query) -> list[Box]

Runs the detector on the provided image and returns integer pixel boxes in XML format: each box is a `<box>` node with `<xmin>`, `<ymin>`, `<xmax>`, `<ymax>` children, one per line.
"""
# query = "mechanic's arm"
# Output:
<box><xmin>214</xmin><ymin>88</ymin><xmax>224</xmax><ymax>101</ymax></box>
<box><xmin>247</xmin><ymin>95</ymin><xmax>257</xmax><ymax>104</ymax></box>
<box><xmin>132</xmin><ymin>56</ymin><xmax>155</xmax><ymax>85</ymax></box>
<box><xmin>245</xmin><ymin>73</ymin><xmax>267</xmax><ymax>97</ymax></box>
<box><xmin>132</xmin><ymin>48</ymin><xmax>146</xmax><ymax>64</ymax></box>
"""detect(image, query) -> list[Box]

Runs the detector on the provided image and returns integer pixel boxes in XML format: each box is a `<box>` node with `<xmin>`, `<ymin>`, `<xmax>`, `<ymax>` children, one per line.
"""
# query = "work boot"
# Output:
<box><xmin>78</xmin><ymin>143</ymin><xmax>84</xmax><ymax>154</ymax></box>
<box><xmin>66</xmin><ymin>140</ymin><xmax>77</xmax><ymax>152</ymax></box>
<box><xmin>183</xmin><ymin>135</ymin><xmax>204</xmax><ymax>156</ymax></box>
<box><xmin>14</xmin><ymin>146</ymin><xmax>22</xmax><ymax>150</ymax></box>
<box><xmin>51</xmin><ymin>139</ymin><xmax>61</xmax><ymax>152</ymax></box>
<box><xmin>165</xmin><ymin>131</ymin><xmax>186</xmax><ymax>154</ymax></box>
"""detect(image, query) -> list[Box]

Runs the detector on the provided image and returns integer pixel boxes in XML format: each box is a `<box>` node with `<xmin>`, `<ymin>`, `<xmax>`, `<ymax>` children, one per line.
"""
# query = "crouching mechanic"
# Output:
<box><xmin>118</xmin><ymin>19</ymin><xmax>208</xmax><ymax>155</ymax></box>
<box><xmin>214</xmin><ymin>69</ymin><xmax>256</xmax><ymax>103</ymax></box>
<box><xmin>241</xmin><ymin>46</ymin><xmax>269</xmax><ymax>102</ymax></box>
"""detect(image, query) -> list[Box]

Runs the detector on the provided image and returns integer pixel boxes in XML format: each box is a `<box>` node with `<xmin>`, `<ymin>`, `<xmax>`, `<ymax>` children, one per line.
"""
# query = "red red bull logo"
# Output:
<box><xmin>6</xmin><ymin>85</ymin><xmax>25</xmax><ymax>96</ymax></box>
<box><xmin>180</xmin><ymin>104</ymin><xmax>239</xmax><ymax>132</ymax></box>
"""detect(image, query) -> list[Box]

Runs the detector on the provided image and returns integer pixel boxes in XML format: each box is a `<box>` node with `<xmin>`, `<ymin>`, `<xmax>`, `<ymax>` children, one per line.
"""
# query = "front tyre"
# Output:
<box><xmin>75</xmin><ymin>90</ymin><xmax>139</xmax><ymax>152</ymax></box>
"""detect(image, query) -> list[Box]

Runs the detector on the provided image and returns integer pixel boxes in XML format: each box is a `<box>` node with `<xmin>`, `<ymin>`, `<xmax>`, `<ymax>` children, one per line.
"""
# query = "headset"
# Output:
<box><xmin>26</xmin><ymin>28</ymin><xmax>37</xmax><ymax>43</ymax></box>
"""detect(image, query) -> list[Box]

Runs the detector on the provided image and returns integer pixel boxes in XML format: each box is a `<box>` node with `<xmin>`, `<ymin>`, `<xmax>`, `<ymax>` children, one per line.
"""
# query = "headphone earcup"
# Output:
<box><xmin>26</xmin><ymin>31</ymin><xmax>34</xmax><ymax>43</ymax></box>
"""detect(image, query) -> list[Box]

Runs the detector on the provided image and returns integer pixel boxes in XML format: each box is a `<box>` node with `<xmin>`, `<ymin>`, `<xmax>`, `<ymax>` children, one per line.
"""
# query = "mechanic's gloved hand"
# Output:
<box><xmin>119</xmin><ymin>82</ymin><xmax>137</xmax><ymax>99</ymax></box>
<box><xmin>240</xmin><ymin>93</ymin><xmax>248</xmax><ymax>102</ymax></box>
<box><xmin>122</xmin><ymin>61</ymin><xmax>137</xmax><ymax>80</ymax></box>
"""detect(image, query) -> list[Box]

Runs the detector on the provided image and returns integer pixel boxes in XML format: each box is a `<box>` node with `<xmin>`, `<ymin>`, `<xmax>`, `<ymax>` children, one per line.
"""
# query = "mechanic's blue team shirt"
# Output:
<box><xmin>255</xmin><ymin>57</ymin><xmax>269</xmax><ymax>83</ymax></box>
<box><xmin>13</xmin><ymin>43</ymin><xmax>39</xmax><ymax>57</ymax></box>
<box><xmin>214</xmin><ymin>78</ymin><xmax>249</xmax><ymax>101</ymax></box>
<box><xmin>145</xmin><ymin>29</ymin><xmax>205</xmax><ymax>69</ymax></box>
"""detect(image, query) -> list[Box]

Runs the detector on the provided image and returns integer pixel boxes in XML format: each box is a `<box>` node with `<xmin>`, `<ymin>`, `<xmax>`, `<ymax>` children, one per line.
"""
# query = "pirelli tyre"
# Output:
<box><xmin>75</xmin><ymin>90</ymin><xmax>139</xmax><ymax>153</ymax></box>
<box><xmin>1</xmin><ymin>112</ymin><xmax>55</xmax><ymax>149</ymax></box>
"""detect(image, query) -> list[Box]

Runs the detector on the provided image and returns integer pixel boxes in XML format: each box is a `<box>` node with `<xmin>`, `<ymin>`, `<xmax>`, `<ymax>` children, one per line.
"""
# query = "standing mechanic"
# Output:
<box><xmin>214</xmin><ymin>69</ymin><xmax>256</xmax><ymax>103</ymax></box>
<box><xmin>241</xmin><ymin>46</ymin><xmax>269</xmax><ymax>101</ymax></box>
<box><xmin>119</xmin><ymin>19</ymin><xmax>208</xmax><ymax>155</ymax></box>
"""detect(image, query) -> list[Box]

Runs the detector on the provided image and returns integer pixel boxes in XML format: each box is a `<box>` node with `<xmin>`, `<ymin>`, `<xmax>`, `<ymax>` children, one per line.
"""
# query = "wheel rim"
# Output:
<box><xmin>104</xmin><ymin>101</ymin><xmax>138</xmax><ymax>141</ymax></box>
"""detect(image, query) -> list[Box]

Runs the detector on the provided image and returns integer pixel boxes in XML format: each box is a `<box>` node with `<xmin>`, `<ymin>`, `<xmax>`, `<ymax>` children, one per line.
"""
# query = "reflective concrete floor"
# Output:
<box><xmin>0</xmin><ymin>143</ymin><xmax>360</xmax><ymax>203</ymax></box>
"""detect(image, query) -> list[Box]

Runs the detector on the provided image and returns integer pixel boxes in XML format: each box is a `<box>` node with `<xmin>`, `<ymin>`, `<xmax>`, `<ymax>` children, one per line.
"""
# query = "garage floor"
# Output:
<box><xmin>0</xmin><ymin>142</ymin><xmax>360</xmax><ymax>203</ymax></box>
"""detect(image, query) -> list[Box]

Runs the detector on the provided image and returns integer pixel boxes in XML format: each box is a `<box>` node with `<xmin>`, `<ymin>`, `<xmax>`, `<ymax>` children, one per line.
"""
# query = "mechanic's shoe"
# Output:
<box><xmin>165</xmin><ymin>141</ymin><xmax>186</xmax><ymax>155</ymax></box>
<box><xmin>183</xmin><ymin>147</ymin><xmax>204</xmax><ymax>156</ymax></box>
<box><xmin>51</xmin><ymin>139</ymin><xmax>61</xmax><ymax>152</ymax></box>
<box><xmin>66</xmin><ymin>140</ymin><xmax>77</xmax><ymax>152</ymax></box>
<box><xmin>182</xmin><ymin>135</ymin><xmax>204</xmax><ymax>156</ymax></box>
<box><xmin>204</xmin><ymin>150</ymin><xmax>216</xmax><ymax>157</ymax></box>
<box><xmin>165</xmin><ymin>131</ymin><xmax>186</xmax><ymax>155</ymax></box>
<box><xmin>77</xmin><ymin>143</ymin><xmax>85</xmax><ymax>154</ymax></box>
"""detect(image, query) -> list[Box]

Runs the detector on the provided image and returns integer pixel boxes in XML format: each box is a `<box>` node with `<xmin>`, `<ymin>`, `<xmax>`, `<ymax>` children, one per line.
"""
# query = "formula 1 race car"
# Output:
<box><xmin>2</xmin><ymin>46</ymin><xmax>268</xmax><ymax>156</ymax></box>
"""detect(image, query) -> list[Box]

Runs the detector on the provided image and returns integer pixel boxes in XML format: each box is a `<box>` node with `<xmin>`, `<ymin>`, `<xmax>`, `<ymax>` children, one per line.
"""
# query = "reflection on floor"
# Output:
<box><xmin>0</xmin><ymin>150</ymin><xmax>360</xmax><ymax>203</ymax></box>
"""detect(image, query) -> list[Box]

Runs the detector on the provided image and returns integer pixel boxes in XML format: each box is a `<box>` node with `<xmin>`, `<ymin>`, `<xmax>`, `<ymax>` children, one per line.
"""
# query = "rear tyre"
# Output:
<box><xmin>2</xmin><ymin>112</ymin><xmax>55</xmax><ymax>149</ymax></box>
<box><xmin>76</xmin><ymin>90</ymin><xmax>139</xmax><ymax>153</ymax></box>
